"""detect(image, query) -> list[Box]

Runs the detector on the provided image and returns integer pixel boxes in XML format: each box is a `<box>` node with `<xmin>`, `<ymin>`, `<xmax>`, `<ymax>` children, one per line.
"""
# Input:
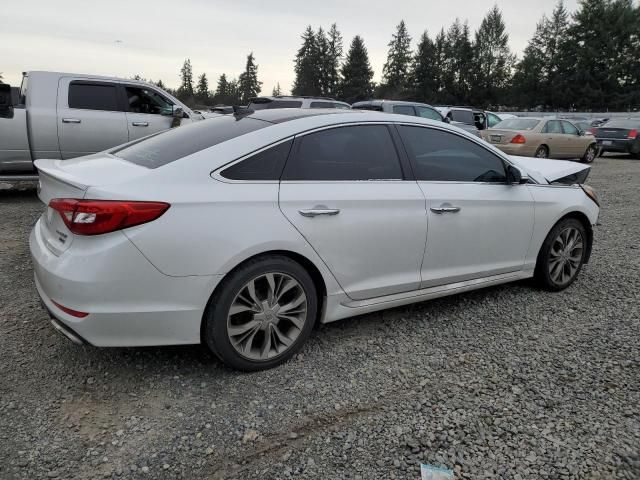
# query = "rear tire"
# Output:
<box><xmin>535</xmin><ymin>145</ymin><xmax>549</xmax><ymax>158</ymax></box>
<box><xmin>203</xmin><ymin>255</ymin><xmax>317</xmax><ymax>371</ymax></box>
<box><xmin>534</xmin><ymin>218</ymin><xmax>587</xmax><ymax>291</ymax></box>
<box><xmin>581</xmin><ymin>144</ymin><xmax>597</xmax><ymax>163</ymax></box>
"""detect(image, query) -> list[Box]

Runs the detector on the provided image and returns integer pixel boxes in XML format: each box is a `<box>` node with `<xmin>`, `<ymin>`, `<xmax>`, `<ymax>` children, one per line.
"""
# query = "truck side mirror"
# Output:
<box><xmin>0</xmin><ymin>84</ymin><xmax>14</xmax><ymax>119</ymax></box>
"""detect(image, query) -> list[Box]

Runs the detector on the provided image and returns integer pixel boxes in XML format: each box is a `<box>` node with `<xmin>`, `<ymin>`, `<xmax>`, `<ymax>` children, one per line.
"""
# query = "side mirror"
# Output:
<box><xmin>443</xmin><ymin>117</ymin><xmax>451</xmax><ymax>124</ymax></box>
<box><xmin>507</xmin><ymin>164</ymin><xmax>529</xmax><ymax>184</ymax></box>
<box><xmin>578</xmin><ymin>130</ymin><xmax>585</xmax><ymax>136</ymax></box>
<box><xmin>0</xmin><ymin>84</ymin><xmax>14</xmax><ymax>119</ymax></box>
<box><xmin>172</xmin><ymin>105</ymin><xmax>184</xmax><ymax>118</ymax></box>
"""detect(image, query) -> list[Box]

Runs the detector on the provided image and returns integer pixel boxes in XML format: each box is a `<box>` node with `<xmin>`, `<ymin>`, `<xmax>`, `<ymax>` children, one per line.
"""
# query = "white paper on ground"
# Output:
<box><xmin>420</xmin><ymin>463</ymin><xmax>454</xmax><ymax>480</ymax></box>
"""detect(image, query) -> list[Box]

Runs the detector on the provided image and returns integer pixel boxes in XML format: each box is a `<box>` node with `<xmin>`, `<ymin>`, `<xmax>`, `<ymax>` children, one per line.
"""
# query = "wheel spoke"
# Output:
<box><xmin>275</xmin><ymin>278</ymin><xmax>297</xmax><ymax>302</ymax></box>
<box><xmin>246</xmin><ymin>279</ymin><xmax>262</xmax><ymax>309</ymax></box>
<box><xmin>260</xmin><ymin>324</ymin><xmax>272</xmax><ymax>359</ymax></box>
<box><xmin>265</xmin><ymin>273</ymin><xmax>276</xmax><ymax>305</ymax></box>
<box><xmin>278</xmin><ymin>292</ymin><xmax>306</xmax><ymax>314</ymax></box>
<box><xmin>228</xmin><ymin>319</ymin><xmax>261</xmax><ymax>337</ymax></box>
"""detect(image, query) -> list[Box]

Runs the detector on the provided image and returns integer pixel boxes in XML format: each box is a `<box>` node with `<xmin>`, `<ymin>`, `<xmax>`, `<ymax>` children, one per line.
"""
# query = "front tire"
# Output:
<box><xmin>535</xmin><ymin>145</ymin><xmax>549</xmax><ymax>158</ymax></box>
<box><xmin>534</xmin><ymin>218</ymin><xmax>587</xmax><ymax>291</ymax></box>
<box><xmin>581</xmin><ymin>144</ymin><xmax>597</xmax><ymax>163</ymax></box>
<box><xmin>203</xmin><ymin>255</ymin><xmax>318</xmax><ymax>371</ymax></box>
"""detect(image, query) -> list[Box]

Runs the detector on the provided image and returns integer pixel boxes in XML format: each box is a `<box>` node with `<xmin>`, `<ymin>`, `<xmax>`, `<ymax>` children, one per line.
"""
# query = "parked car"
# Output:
<box><xmin>482</xmin><ymin>117</ymin><xmax>598</xmax><ymax>163</ymax></box>
<box><xmin>435</xmin><ymin>106</ymin><xmax>489</xmax><ymax>130</ymax></box>
<box><xmin>592</xmin><ymin>118</ymin><xmax>640</xmax><ymax>158</ymax></box>
<box><xmin>352</xmin><ymin>100</ymin><xmax>480</xmax><ymax>137</ymax></box>
<box><xmin>31</xmin><ymin>108</ymin><xmax>599</xmax><ymax>371</ymax></box>
<box><xmin>248</xmin><ymin>96</ymin><xmax>351</xmax><ymax>110</ymax></box>
<box><xmin>486</xmin><ymin>111</ymin><xmax>517</xmax><ymax>128</ymax></box>
<box><xmin>0</xmin><ymin>71</ymin><xmax>204</xmax><ymax>182</ymax></box>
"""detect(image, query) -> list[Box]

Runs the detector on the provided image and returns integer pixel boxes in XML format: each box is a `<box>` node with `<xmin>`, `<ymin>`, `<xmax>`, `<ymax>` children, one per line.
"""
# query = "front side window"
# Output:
<box><xmin>125</xmin><ymin>86</ymin><xmax>173</xmax><ymax>115</ymax></box>
<box><xmin>68</xmin><ymin>82</ymin><xmax>120</xmax><ymax>111</ymax></box>
<box><xmin>221</xmin><ymin>140</ymin><xmax>293</xmax><ymax>180</ymax></box>
<box><xmin>561</xmin><ymin>121</ymin><xmax>579</xmax><ymax>135</ymax></box>
<box><xmin>543</xmin><ymin>120</ymin><xmax>563</xmax><ymax>134</ymax></box>
<box><xmin>398</xmin><ymin>125</ymin><xmax>506</xmax><ymax>183</ymax></box>
<box><xmin>416</xmin><ymin>106</ymin><xmax>442</xmax><ymax>121</ymax></box>
<box><xmin>282</xmin><ymin>125</ymin><xmax>403</xmax><ymax>181</ymax></box>
<box><xmin>392</xmin><ymin>105</ymin><xmax>415</xmax><ymax>116</ymax></box>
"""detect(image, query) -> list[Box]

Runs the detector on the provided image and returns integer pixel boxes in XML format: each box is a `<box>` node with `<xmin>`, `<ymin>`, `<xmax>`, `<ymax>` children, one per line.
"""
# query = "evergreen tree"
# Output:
<box><xmin>325</xmin><ymin>23</ymin><xmax>343</xmax><ymax>97</ymax></box>
<box><xmin>238</xmin><ymin>52</ymin><xmax>262</xmax><ymax>103</ymax></box>
<box><xmin>179</xmin><ymin>59</ymin><xmax>194</xmax><ymax>98</ymax></box>
<box><xmin>196</xmin><ymin>73</ymin><xmax>209</xmax><ymax>103</ymax></box>
<box><xmin>472</xmin><ymin>6</ymin><xmax>515</xmax><ymax>107</ymax></box>
<box><xmin>216</xmin><ymin>74</ymin><xmax>229</xmax><ymax>99</ymax></box>
<box><xmin>432</xmin><ymin>29</ymin><xmax>447</xmax><ymax>103</ymax></box>
<box><xmin>339</xmin><ymin>35</ymin><xmax>374</xmax><ymax>103</ymax></box>
<box><xmin>315</xmin><ymin>27</ymin><xmax>331</xmax><ymax>95</ymax></box>
<box><xmin>409</xmin><ymin>31</ymin><xmax>438</xmax><ymax>103</ymax></box>
<box><xmin>511</xmin><ymin>17</ymin><xmax>548</xmax><ymax>108</ymax></box>
<box><xmin>155</xmin><ymin>79</ymin><xmax>166</xmax><ymax>90</ymax></box>
<box><xmin>272</xmin><ymin>83</ymin><xmax>282</xmax><ymax>96</ymax></box>
<box><xmin>440</xmin><ymin>19</ymin><xmax>474</xmax><ymax>104</ymax></box>
<box><xmin>544</xmin><ymin>1</ymin><xmax>570</xmax><ymax>108</ymax></box>
<box><xmin>381</xmin><ymin>20</ymin><xmax>412</xmax><ymax>98</ymax></box>
<box><xmin>292</xmin><ymin>26</ymin><xmax>322</xmax><ymax>96</ymax></box>
<box><xmin>0</xmin><ymin>72</ymin><xmax>4</xmax><ymax>83</ymax></box>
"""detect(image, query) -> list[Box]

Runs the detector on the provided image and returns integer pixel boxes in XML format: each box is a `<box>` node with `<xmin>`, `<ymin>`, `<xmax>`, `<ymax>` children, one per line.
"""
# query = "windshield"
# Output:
<box><xmin>603</xmin><ymin>119</ymin><xmax>640</xmax><ymax>129</ymax></box>
<box><xmin>494</xmin><ymin>118</ymin><xmax>540</xmax><ymax>130</ymax></box>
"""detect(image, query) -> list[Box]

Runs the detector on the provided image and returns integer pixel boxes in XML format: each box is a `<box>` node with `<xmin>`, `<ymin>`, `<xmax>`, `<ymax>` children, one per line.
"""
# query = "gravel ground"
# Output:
<box><xmin>0</xmin><ymin>157</ymin><xmax>638</xmax><ymax>480</ymax></box>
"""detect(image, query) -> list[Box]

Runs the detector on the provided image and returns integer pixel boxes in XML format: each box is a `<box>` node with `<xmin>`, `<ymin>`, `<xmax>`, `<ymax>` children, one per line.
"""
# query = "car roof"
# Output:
<box><xmin>352</xmin><ymin>99</ymin><xmax>435</xmax><ymax>108</ymax></box>
<box><xmin>250</xmin><ymin>95</ymin><xmax>338</xmax><ymax>102</ymax></box>
<box><xmin>238</xmin><ymin>108</ymin><xmax>363</xmax><ymax>124</ymax></box>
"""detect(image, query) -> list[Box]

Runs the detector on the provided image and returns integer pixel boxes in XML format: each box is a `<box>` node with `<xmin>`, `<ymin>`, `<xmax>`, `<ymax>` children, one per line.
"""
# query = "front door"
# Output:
<box><xmin>278</xmin><ymin>124</ymin><xmax>427</xmax><ymax>300</ymax></box>
<box><xmin>396</xmin><ymin>125</ymin><xmax>535</xmax><ymax>287</ymax></box>
<box><xmin>560</xmin><ymin>120</ymin><xmax>587</xmax><ymax>158</ymax></box>
<box><xmin>57</xmin><ymin>79</ymin><xmax>129</xmax><ymax>159</ymax></box>
<box><xmin>123</xmin><ymin>85</ymin><xmax>181</xmax><ymax>141</ymax></box>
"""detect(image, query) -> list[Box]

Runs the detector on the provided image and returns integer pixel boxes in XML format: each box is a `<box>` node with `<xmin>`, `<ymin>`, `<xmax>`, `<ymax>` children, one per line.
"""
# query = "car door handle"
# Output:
<box><xmin>62</xmin><ymin>118</ymin><xmax>81</xmax><ymax>124</ymax></box>
<box><xmin>132</xmin><ymin>122</ymin><xmax>149</xmax><ymax>127</ymax></box>
<box><xmin>298</xmin><ymin>208</ymin><xmax>340</xmax><ymax>218</ymax></box>
<box><xmin>430</xmin><ymin>206</ymin><xmax>461</xmax><ymax>214</ymax></box>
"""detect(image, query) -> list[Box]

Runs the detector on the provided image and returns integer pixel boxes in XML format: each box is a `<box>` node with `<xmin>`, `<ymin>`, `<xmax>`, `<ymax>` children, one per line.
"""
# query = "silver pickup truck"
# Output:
<box><xmin>0</xmin><ymin>71</ymin><xmax>204</xmax><ymax>181</ymax></box>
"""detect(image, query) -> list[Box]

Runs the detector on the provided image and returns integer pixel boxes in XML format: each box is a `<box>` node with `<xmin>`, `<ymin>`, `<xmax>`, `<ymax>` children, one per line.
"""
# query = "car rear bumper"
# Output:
<box><xmin>490</xmin><ymin>143</ymin><xmax>537</xmax><ymax>156</ymax></box>
<box><xmin>30</xmin><ymin>218</ymin><xmax>221</xmax><ymax>347</ymax></box>
<box><xmin>596</xmin><ymin>138</ymin><xmax>635</xmax><ymax>153</ymax></box>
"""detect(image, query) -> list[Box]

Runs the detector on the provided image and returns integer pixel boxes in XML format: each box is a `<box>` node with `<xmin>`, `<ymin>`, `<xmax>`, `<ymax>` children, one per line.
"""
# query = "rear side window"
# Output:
<box><xmin>310</xmin><ymin>101</ymin><xmax>337</xmax><ymax>109</ymax></box>
<box><xmin>282</xmin><ymin>125</ymin><xmax>403</xmax><ymax>181</ymax></box>
<box><xmin>398</xmin><ymin>126</ymin><xmax>506</xmax><ymax>183</ymax></box>
<box><xmin>392</xmin><ymin>105</ymin><xmax>415</xmax><ymax>116</ymax></box>
<box><xmin>221</xmin><ymin>140</ymin><xmax>293</xmax><ymax>180</ymax></box>
<box><xmin>352</xmin><ymin>104</ymin><xmax>383</xmax><ymax>112</ymax></box>
<box><xmin>69</xmin><ymin>82</ymin><xmax>121</xmax><ymax>111</ymax></box>
<box><xmin>113</xmin><ymin>116</ymin><xmax>269</xmax><ymax>168</ymax></box>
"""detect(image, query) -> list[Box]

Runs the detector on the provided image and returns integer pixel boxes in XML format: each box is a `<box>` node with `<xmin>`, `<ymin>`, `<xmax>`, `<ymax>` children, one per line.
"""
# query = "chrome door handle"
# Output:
<box><xmin>298</xmin><ymin>208</ymin><xmax>340</xmax><ymax>218</ymax></box>
<box><xmin>62</xmin><ymin>118</ymin><xmax>81</xmax><ymax>124</ymax></box>
<box><xmin>430</xmin><ymin>206</ymin><xmax>461</xmax><ymax>214</ymax></box>
<box><xmin>132</xmin><ymin>122</ymin><xmax>149</xmax><ymax>127</ymax></box>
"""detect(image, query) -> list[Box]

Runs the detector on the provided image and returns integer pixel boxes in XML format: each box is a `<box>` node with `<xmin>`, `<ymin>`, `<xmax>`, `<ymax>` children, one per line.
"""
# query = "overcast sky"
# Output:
<box><xmin>2</xmin><ymin>0</ymin><xmax>579</xmax><ymax>94</ymax></box>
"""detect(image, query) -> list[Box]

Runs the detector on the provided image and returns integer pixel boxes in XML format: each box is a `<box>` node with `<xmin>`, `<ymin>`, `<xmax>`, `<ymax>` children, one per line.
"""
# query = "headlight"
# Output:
<box><xmin>580</xmin><ymin>184</ymin><xmax>599</xmax><ymax>206</ymax></box>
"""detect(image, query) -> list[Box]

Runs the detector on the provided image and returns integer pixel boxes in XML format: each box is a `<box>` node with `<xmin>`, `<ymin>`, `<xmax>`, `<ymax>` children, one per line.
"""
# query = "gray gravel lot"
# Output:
<box><xmin>0</xmin><ymin>158</ymin><xmax>639</xmax><ymax>480</ymax></box>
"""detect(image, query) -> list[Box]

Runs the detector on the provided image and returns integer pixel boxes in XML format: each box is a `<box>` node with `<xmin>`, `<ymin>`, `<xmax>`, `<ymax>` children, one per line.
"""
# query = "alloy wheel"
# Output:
<box><xmin>548</xmin><ymin>227</ymin><xmax>584</xmax><ymax>285</ymax></box>
<box><xmin>226</xmin><ymin>272</ymin><xmax>307</xmax><ymax>361</ymax></box>
<box><xmin>536</xmin><ymin>147</ymin><xmax>548</xmax><ymax>158</ymax></box>
<box><xmin>585</xmin><ymin>146</ymin><xmax>596</xmax><ymax>163</ymax></box>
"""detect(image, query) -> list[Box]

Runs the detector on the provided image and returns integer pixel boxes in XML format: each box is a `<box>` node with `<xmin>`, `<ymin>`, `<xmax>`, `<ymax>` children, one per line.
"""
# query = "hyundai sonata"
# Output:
<box><xmin>30</xmin><ymin>109</ymin><xmax>599</xmax><ymax>370</ymax></box>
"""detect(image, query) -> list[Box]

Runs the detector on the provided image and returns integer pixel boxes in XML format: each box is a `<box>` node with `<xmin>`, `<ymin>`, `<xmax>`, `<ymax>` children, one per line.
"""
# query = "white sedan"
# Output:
<box><xmin>30</xmin><ymin>109</ymin><xmax>600</xmax><ymax>370</ymax></box>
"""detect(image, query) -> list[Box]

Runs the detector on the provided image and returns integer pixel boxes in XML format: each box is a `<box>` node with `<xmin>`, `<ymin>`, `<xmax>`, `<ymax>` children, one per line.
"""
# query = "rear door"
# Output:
<box><xmin>278</xmin><ymin>124</ymin><xmax>427</xmax><ymax>300</ymax></box>
<box><xmin>123</xmin><ymin>84</ymin><xmax>178</xmax><ymax>141</ymax></box>
<box><xmin>540</xmin><ymin>120</ymin><xmax>565</xmax><ymax>158</ymax></box>
<box><xmin>57</xmin><ymin>79</ymin><xmax>129</xmax><ymax>159</ymax></box>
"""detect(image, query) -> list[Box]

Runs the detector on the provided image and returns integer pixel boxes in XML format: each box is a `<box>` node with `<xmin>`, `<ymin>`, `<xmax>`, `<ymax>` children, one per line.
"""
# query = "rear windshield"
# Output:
<box><xmin>113</xmin><ymin>116</ymin><xmax>269</xmax><ymax>168</ymax></box>
<box><xmin>248</xmin><ymin>100</ymin><xmax>303</xmax><ymax>110</ymax></box>
<box><xmin>352</xmin><ymin>104</ymin><xmax>383</xmax><ymax>112</ymax></box>
<box><xmin>494</xmin><ymin>118</ymin><xmax>540</xmax><ymax>130</ymax></box>
<box><xmin>603</xmin><ymin>119</ymin><xmax>640</xmax><ymax>129</ymax></box>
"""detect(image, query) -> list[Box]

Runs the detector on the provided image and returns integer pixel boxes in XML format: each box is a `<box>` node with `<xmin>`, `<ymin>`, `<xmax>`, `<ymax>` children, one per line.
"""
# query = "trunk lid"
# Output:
<box><xmin>485</xmin><ymin>129</ymin><xmax>519</xmax><ymax>145</ymax></box>
<box><xmin>594</xmin><ymin>127</ymin><xmax>631</xmax><ymax>139</ymax></box>
<box><xmin>34</xmin><ymin>154</ymin><xmax>150</xmax><ymax>255</ymax></box>
<box><xmin>509</xmin><ymin>156</ymin><xmax>591</xmax><ymax>184</ymax></box>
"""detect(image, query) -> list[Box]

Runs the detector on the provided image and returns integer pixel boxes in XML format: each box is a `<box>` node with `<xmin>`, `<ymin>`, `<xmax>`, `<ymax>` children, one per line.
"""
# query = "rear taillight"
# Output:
<box><xmin>588</xmin><ymin>128</ymin><xmax>597</xmax><ymax>135</ymax></box>
<box><xmin>510</xmin><ymin>134</ymin><xmax>526</xmax><ymax>144</ymax></box>
<box><xmin>49</xmin><ymin>199</ymin><xmax>170</xmax><ymax>235</ymax></box>
<box><xmin>628</xmin><ymin>129</ymin><xmax>637</xmax><ymax>139</ymax></box>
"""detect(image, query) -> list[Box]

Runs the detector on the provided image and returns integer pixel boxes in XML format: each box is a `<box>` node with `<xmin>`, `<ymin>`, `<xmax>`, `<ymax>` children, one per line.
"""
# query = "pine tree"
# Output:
<box><xmin>432</xmin><ymin>29</ymin><xmax>447</xmax><ymax>103</ymax></box>
<box><xmin>0</xmin><ymin>72</ymin><xmax>4</xmax><ymax>84</ymax></box>
<box><xmin>511</xmin><ymin>17</ymin><xmax>548</xmax><ymax>108</ymax></box>
<box><xmin>326</xmin><ymin>23</ymin><xmax>343</xmax><ymax>97</ymax></box>
<box><xmin>238</xmin><ymin>52</ymin><xmax>262</xmax><ymax>103</ymax></box>
<box><xmin>339</xmin><ymin>35</ymin><xmax>374</xmax><ymax>103</ymax></box>
<box><xmin>272</xmin><ymin>83</ymin><xmax>282</xmax><ymax>96</ymax></box>
<box><xmin>315</xmin><ymin>27</ymin><xmax>331</xmax><ymax>95</ymax></box>
<box><xmin>409</xmin><ymin>31</ymin><xmax>438</xmax><ymax>103</ymax></box>
<box><xmin>196</xmin><ymin>73</ymin><xmax>209</xmax><ymax>103</ymax></box>
<box><xmin>179</xmin><ymin>59</ymin><xmax>194</xmax><ymax>98</ymax></box>
<box><xmin>381</xmin><ymin>20</ymin><xmax>412</xmax><ymax>98</ymax></box>
<box><xmin>155</xmin><ymin>79</ymin><xmax>166</xmax><ymax>90</ymax></box>
<box><xmin>472</xmin><ymin>6</ymin><xmax>515</xmax><ymax>107</ymax></box>
<box><xmin>544</xmin><ymin>1</ymin><xmax>570</xmax><ymax>108</ymax></box>
<box><xmin>292</xmin><ymin>26</ymin><xmax>322</xmax><ymax>96</ymax></box>
<box><xmin>440</xmin><ymin>19</ymin><xmax>474</xmax><ymax>104</ymax></box>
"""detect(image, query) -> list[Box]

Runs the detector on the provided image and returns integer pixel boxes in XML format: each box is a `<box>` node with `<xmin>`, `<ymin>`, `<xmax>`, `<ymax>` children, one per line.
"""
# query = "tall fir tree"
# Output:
<box><xmin>272</xmin><ymin>83</ymin><xmax>282</xmax><ymax>96</ymax></box>
<box><xmin>325</xmin><ymin>23</ymin><xmax>344</xmax><ymax>97</ymax></box>
<box><xmin>315</xmin><ymin>27</ymin><xmax>331</xmax><ymax>95</ymax></box>
<box><xmin>292</xmin><ymin>26</ymin><xmax>322</xmax><ymax>96</ymax></box>
<box><xmin>178</xmin><ymin>59</ymin><xmax>194</xmax><ymax>98</ymax></box>
<box><xmin>238</xmin><ymin>52</ymin><xmax>262</xmax><ymax>103</ymax></box>
<box><xmin>440</xmin><ymin>19</ymin><xmax>474</xmax><ymax>104</ymax></box>
<box><xmin>472</xmin><ymin>6</ymin><xmax>515</xmax><ymax>107</ymax></box>
<box><xmin>381</xmin><ymin>20</ymin><xmax>412</xmax><ymax>98</ymax></box>
<box><xmin>155</xmin><ymin>79</ymin><xmax>166</xmax><ymax>90</ymax></box>
<box><xmin>339</xmin><ymin>35</ymin><xmax>374</xmax><ymax>103</ymax></box>
<box><xmin>409</xmin><ymin>31</ymin><xmax>438</xmax><ymax>103</ymax></box>
<box><xmin>196</xmin><ymin>73</ymin><xmax>209</xmax><ymax>103</ymax></box>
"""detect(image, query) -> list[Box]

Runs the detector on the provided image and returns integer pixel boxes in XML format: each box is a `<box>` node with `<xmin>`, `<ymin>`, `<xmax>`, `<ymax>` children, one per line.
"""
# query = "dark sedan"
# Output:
<box><xmin>593</xmin><ymin>118</ymin><xmax>640</xmax><ymax>158</ymax></box>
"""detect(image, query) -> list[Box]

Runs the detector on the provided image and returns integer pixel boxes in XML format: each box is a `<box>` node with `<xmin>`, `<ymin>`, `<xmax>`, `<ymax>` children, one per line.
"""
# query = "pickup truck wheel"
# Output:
<box><xmin>535</xmin><ymin>146</ymin><xmax>549</xmax><ymax>158</ymax></box>
<box><xmin>581</xmin><ymin>144</ymin><xmax>597</xmax><ymax>163</ymax></box>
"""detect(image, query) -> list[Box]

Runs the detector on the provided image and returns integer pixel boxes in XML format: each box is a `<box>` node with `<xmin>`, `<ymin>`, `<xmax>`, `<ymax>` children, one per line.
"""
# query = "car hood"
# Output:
<box><xmin>508</xmin><ymin>156</ymin><xmax>591</xmax><ymax>184</ymax></box>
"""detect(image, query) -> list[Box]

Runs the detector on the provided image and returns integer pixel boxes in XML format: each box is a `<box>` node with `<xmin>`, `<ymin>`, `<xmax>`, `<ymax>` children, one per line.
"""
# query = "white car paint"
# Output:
<box><xmin>30</xmin><ymin>111</ymin><xmax>599</xmax><ymax>349</ymax></box>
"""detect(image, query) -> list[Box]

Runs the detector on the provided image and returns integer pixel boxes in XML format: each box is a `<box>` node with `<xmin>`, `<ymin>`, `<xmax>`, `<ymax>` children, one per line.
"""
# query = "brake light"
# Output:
<box><xmin>49</xmin><ymin>199</ymin><xmax>170</xmax><ymax>235</ymax></box>
<box><xmin>588</xmin><ymin>128</ymin><xmax>597</xmax><ymax>135</ymax></box>
<box><xmin>51</xmin><ymin>300</ymin><xmax>89</xmax><ymax>318</ymax></box>
<box><xmin>510</xmin><ymin>134</ymin><xmax>526</xmax><ymax>144</ymax></box>
<box><xmin>628</xmin><ymin>129</ymin><xmax>637</xmax><ymax>139</ymax></box>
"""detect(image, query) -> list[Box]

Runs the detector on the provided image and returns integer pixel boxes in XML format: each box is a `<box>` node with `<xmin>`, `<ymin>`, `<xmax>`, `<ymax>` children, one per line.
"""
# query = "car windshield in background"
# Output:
<box><xmin>494</xmin><ymin>118</ymin><xmax>540</xmax><ymax>130</ymax></box>
<box><xmin>603</xmin><ymin>119</ymin><xmax>640</xmax><ymax>129</ymax></box>
<box><xmin>113</xmin><ymin>116</ymin><xmax>269</xmax><ymax>168</ymax></box>
<box><xmin>248</xmin><ymin>100</ymin><xmax>303</xmax><ymax>110</ymax></box>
